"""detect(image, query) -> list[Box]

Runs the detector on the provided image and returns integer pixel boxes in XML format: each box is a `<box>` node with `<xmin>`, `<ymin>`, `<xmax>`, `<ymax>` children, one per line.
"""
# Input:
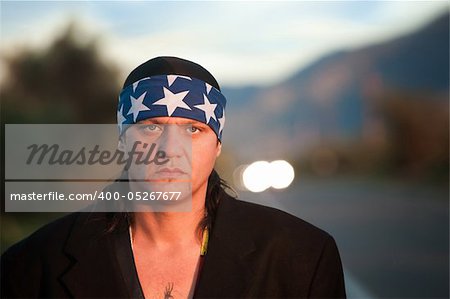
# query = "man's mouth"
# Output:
<box><xmin>155</xmin><ymin>167</ymin><xmax>187</xmax><ymax>177</ymax></box>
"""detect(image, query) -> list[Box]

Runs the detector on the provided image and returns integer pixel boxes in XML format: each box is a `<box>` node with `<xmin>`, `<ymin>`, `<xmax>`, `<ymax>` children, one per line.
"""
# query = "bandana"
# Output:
<box><xmin>117</xmin><ymin>74</ymin><xmax>226</xmax><ymax>141</ymax></box>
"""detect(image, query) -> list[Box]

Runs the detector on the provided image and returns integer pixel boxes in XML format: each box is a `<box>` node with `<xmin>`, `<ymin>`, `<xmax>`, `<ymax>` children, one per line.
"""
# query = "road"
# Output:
<box><xmin>239</xmin><ymin>177</ymin><xmax>449</xmax><ymax>298</ymax></box>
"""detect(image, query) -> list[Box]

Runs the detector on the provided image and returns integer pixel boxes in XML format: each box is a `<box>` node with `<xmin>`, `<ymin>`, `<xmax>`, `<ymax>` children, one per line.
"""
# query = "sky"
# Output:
<box><xmin>0</xmin><ymin>1</ymin><xmax>448</xmax><ymax>87</ymax></box>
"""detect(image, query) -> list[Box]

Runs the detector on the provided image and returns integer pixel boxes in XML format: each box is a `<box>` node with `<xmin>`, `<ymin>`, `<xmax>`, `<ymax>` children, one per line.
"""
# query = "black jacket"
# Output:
<box><xmin>1</xmin><ymin>193</ymin><xmax>346</xmax><ymax>298</ymax></box>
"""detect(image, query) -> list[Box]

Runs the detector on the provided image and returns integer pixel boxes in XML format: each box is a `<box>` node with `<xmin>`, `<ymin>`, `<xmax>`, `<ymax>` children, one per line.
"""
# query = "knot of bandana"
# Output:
<box><xmin>117</xmin><ymin>74</ymin><xmax>226</xmax><ymax>141</ymax></box>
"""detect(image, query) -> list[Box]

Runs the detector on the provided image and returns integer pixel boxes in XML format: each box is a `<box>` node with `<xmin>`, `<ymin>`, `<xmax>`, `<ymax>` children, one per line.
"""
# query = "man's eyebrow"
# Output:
<box><xmin>140</xmin><ymin>119</ymin><xmax>167</xmax><ymax>124</ymax></box>
<box><xmin>139</xmin><ymin>119</ymin><xmax>205</xmax><ymax>125</ymax></box>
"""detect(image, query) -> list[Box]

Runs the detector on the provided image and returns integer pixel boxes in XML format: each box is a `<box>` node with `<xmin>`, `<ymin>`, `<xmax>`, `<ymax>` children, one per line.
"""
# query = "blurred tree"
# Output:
<box><xmin>293</xmin><ymin>89</ymin><xmax>449</xmax><ymax>182</ymax></box>
<box><xmin>1</xmin><ymin>21</ymin><xmax>121</xmax><ymax>252</ymax></box>
<box><xmin>377</xmin><ymin>91</ymin><xmax>449</xmax><ymax>181</ymax></box>
<box><xmin>1</xmin><ymin>21</ymin><xmax>120</xmax><ymax>123</ymax></box>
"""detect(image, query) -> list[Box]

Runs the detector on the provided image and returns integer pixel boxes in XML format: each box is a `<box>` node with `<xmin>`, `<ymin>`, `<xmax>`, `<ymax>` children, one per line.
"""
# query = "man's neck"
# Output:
<box><xmin>129</xmin><ymin>184</ymin><xmax>207</xmax><ymax>251</ymax></box>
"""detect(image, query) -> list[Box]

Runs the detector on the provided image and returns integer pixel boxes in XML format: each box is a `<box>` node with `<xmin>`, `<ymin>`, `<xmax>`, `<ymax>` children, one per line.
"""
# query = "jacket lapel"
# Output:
<box><xmin>60</xmin><ymin>212</ymin><xmax>130</xmax><ymax>298</ymax></box>
<box><xmin>194</xmin><ymin>194</ymin><xmax>257</xmax><ymax>298</ymax></box>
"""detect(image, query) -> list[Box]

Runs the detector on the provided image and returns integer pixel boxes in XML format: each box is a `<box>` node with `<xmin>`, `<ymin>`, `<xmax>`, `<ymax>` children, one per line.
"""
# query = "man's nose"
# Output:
<box><xmin>158</xmin><ymin>125</ymin><xmax>186</xmax><ymax>158</ymax></box>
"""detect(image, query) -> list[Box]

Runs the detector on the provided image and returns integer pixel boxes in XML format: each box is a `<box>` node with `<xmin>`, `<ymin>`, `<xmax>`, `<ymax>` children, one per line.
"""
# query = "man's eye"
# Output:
<box><xmin>187</xmin><ymin>126</ymin><xmax>200</xmax><ymax>133</ymax></box>
<box><xmin>142</xmin><ymin>124</ymin><xmax>162</xmax><ymax>132</ymax></box>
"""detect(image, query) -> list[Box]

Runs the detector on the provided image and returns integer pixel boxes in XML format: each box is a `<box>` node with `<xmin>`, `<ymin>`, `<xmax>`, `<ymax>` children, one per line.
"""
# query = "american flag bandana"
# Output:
<box><xmin>117</xmin><ymin>75</ymin><xmax>226</xmax><ymax>141</ymax></box>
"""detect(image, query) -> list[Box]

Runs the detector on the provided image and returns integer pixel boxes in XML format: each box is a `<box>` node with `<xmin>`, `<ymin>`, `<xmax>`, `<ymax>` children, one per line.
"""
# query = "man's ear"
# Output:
<box><xmin>216</xmin><ymin>141</ymin><xmax>222</xmax><ymax>157</ymax></box>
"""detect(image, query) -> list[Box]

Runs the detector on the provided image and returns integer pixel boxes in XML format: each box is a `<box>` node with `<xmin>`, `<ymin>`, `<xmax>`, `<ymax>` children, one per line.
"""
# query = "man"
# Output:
<box><xmin>1</xmin><ymin>56</ymin><xmax>346</xmax><ymax>298</ymax></box>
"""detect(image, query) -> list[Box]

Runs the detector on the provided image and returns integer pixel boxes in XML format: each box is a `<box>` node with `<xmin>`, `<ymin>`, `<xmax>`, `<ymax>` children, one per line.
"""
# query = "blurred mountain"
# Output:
<box><xmin>222</xmin><ymin>13</ymin><xmax>449</xmax><ymax>179</ymax></box>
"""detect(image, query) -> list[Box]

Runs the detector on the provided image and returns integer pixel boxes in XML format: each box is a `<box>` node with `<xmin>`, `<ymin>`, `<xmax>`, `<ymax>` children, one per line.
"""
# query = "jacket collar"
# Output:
<box><xmin>194</xmin><ymin>193</ymin><xmax>257</xmax><ymax>298</ymax></box>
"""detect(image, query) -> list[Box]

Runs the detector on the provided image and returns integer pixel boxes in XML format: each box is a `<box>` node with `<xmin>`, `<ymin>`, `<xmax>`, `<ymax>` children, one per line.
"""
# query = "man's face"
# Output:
<box><xmin>119</xmin><ymin>117</ymin><xmax>221</xmax><ymax>203</ymax></box>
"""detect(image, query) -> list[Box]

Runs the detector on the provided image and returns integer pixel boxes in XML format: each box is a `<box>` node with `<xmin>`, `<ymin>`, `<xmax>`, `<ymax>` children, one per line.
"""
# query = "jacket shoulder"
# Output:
<box><xmin>1</xmin><ymin>212</ymin><xmax>115</xmax><ymax>296</ymax></box>
<box><xmin>4</xmin><ymin>213</ymin><xmax>77</xmax><ymax>251</ymax></box>
<box><xmin>1</xmin><ymin>211</ymin><xmax>108</xmax><ymax>259</ymax></box>
<box><xmin>221</xmin><ymin>196</ymin><xmax>346</xmax><ymax>297</ymax></box>
<box><xmin>225</xmin><ymin>196</ymin><xmax>334</xmax><ymax>250</ymax></box>
<box><xmin>1</xmin><ymin>212</ymin><xmax>82</xmax><ymax>298</ymax></box>
<box><xmin>230</xmin><ymin>197</ymin><xmax>332</xmax><ymax>235</ymax></box>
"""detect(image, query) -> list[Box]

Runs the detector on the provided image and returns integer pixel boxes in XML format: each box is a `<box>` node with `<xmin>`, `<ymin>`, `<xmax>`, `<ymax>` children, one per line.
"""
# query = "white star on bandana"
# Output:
<box><xmin>167</xmin><ymin>75</ymin><xmax>191</xmax><ymax>87</ymax></box>
<box><xmin>117</xmin><ymin>105</ymin><xmax>127</xmax><ymax>132</ymax></box>
<box><xmin>153</xmin><ymin>87</ymin><xmax>191</xmax><ymax>116</ymax></box>
<box><xmin>218</xmin><ymin>112</ymin><xmax>225</xmax><ymax>134</ymax></box>
<box><xmin>205</xmin><ymin>82</ymin><xmax>213</xmax><ymax>94</ymax></box>
<box><xmin>128</xmin><ymin>92</ymin><xmax>150</xmax><ymax>122</ymax></box>
<box><xmin>195</xmin><ymin>94</ymin><xmax>217</xmax><ymax>123</ymax></box>
<box><xmin>132</xmin><ymin>77</ymin><xmax>150</xmax><ymax>92</ymax></box>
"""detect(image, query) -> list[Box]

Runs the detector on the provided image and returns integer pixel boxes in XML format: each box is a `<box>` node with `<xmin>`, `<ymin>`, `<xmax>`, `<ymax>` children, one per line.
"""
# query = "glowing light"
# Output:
<box><xmin>269</xmin><ymin>160</ymin><xmax>295</xmax><ymax>189</ymax></box>
<box><xmin>241</xmin><ymin>160</ymin><xmax>295</xmax><ymax>192</ymax></box>
<box><xmin>242</xmin><ymin>161</ymin><xmax>271</xmax><ymax>192</ymax></box>
<box><xmin>232</xmin><ymin>164</ymin><xmax>249</xmax><ymax>191</ymax></box>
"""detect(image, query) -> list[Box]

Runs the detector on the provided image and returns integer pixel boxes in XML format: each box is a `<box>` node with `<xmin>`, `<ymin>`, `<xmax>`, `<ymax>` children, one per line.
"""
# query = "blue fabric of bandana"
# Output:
<box><xmin>117</xmin><ymin>75</ymin><xmax>226</xmax><ymax>141</ymax></box>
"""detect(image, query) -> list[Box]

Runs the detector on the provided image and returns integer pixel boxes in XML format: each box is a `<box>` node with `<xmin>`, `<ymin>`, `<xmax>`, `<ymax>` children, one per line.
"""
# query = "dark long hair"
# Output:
<box><xmin>105</xmin><ymin>169</ymin><xmax>236</xmax><ymax>235</ymax></box>
<box><xmin>198</xmin><ymin>169</ymin><xmax>235</xmax><ymax>233</ymax></box>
